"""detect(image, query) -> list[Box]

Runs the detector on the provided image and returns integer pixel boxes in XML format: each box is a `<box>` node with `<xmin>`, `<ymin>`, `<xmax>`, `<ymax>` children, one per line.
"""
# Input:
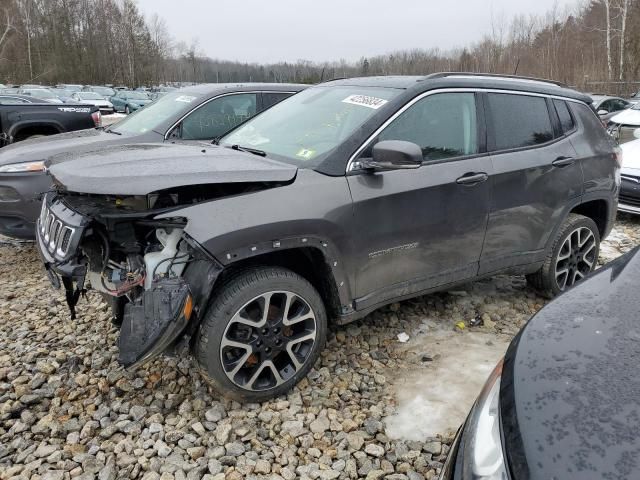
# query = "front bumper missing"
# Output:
<box><xmin>36</xmin><ymin>194</ymin><xmax>89</xmax><ymax>317</ymax></box>
<box><xmin>35</xmin><ymin>193</ymin><xmax>220</xmax><ymax>369</ymax></box>
<box><xmin>119</xmin><ymin>277</ymin><xmax>193</xmax><ymax>369</ymax></box>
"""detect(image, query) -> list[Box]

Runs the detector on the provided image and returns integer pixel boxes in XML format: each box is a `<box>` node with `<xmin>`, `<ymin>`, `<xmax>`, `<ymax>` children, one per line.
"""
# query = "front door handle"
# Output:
<box><xmin>552</xmin><ymin>156</ymin><xmax>575</xmax><ymax>168</ymax></box>
<box><xmin>456</xmin><ymin>172</ymin><xmax>489</xmax><ymax>185</ymax></box>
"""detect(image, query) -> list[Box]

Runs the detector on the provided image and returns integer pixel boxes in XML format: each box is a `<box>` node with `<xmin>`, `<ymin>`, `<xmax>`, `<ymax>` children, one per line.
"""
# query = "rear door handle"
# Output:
<box><xmin>456</xmin><ymin>172</ymin><xmax>489</xmax><ymax>185</ymax></box>
<box><xmin>552</xmin><ymin>156</ymin><xmax>575</xmax><ymax>168</ymax></box>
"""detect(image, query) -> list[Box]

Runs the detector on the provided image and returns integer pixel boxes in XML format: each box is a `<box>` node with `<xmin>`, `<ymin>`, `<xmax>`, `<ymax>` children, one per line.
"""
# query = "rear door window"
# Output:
<box><xmin>487</xmin><ymin>93</ymin><xmax>554</xmax><ymax>151</ymax></box>
<box><xmin>553</xmin><ymin>100</ymin><xmax>575</xmax><ymax>134</ymax></box>
<box><xmin>370</xmin><ymin>92</ymin><xmax>478</xmax><ymax>161</ymax></box>
<box><xmin>181</xmin><ymin>93</ymin><xmax>257</xmax><ymax>140</ymax></box>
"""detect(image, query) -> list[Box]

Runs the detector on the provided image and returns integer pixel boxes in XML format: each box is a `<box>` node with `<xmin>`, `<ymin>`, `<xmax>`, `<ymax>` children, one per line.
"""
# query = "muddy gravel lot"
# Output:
<box><xmin>1</xmin><ymin>214</ymin><xmax>639</xmax><ymax>480</ymax></box>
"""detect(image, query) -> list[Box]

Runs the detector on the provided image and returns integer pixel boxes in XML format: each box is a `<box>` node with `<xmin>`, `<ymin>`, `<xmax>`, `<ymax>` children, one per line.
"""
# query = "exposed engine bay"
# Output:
<box><xmin>34</xmin><ymin>187</ymin><xmax>253</xmax><ymax>368</ymax></box>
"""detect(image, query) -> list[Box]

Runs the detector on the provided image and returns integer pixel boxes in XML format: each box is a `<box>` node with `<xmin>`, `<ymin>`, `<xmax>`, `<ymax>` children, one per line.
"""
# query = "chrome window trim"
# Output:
<box><xmin>346</xmin><ymin>87</ymin><xmax>589</xmax><ymax>172</ymax></box>
<box><xmin>163</xmin><ymin>90</ymin><xmax>297</xmax><ymax>140</ymax></box>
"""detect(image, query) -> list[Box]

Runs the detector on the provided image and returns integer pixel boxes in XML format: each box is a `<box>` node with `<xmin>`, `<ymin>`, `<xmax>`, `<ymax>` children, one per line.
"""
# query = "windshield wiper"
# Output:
<box><xmin>104</xmin><ymin>128</ymin><xmax>122</xmax><ymax>135</ymax></box>
<box><xmin>230</xmin><ymin>144</ymin><xmax>266</xmax><ymax>157</ymax></box>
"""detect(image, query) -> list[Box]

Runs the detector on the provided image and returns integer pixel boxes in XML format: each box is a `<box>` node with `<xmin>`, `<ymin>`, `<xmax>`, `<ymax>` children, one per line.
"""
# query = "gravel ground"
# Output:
<box><xmin>1</xmin><ymin>213</ymin><xmax>639</xmax><ymax>480</ymax></box>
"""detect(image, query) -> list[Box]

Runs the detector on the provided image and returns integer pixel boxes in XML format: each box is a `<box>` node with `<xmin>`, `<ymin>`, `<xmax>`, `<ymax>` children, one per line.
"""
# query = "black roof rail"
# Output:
<box><xmin>424</xmin><ymin>72</ymin><xmax>569</xmax><ymax>88</ymax></box>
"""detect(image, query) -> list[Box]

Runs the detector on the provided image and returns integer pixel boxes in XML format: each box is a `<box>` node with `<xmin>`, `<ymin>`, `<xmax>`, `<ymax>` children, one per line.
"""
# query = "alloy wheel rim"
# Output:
<box><xmin>555</xmin><ymin>226</ymin><xmax>597</xmax><ymax>291</ymax></box>
<box><xmin>220</xmin><ymin>291</ymin><xmax>317</xmax><ymax>391</ymax></box>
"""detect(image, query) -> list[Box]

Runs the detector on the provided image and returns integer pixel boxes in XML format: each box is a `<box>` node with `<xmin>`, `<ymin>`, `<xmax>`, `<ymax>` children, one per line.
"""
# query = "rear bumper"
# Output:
<box><xmin>0</xmin><ymin>172</ymin><xmax>50</xmax><ymax>239</ymax></box>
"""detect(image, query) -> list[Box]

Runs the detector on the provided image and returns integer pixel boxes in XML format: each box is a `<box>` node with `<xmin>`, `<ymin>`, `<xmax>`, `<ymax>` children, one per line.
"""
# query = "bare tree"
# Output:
<box><xmin>619</xmin><ymin>0</ymin><xmax>629</xmax><ymax>80</ymax></box>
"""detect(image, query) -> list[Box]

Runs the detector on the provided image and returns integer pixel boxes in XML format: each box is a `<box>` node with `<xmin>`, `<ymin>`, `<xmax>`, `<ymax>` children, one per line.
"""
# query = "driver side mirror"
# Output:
<box><xmin>363</xmin><ymin>140</ymin><xmax>423</xmax><ymax>170</ymax></box>
<box><xmin>598</xmin><ymin>109</ymin><xmax>609</xmax><ymax>116</ymax></box>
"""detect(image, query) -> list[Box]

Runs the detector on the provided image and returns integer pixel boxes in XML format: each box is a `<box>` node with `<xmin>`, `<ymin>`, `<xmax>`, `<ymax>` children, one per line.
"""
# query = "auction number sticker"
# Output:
<box><xmin>175</xmin><ymin>95</ymin><xmax>197</xmax><ymax>103</ymax></box>
<box><xmin>342</xmin><ymin>95</ymin><xmax>388</xmax><ymax>109</ymax></box>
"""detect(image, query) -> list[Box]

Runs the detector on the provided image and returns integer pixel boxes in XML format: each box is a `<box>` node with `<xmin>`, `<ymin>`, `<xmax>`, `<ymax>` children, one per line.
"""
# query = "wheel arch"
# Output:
<box><xmin>10</xmin><ymin>120</ymin><xmax>65</xmax><ymax>141</ymax></box>
<box><xmin>216</xmin><ymin>245</ymin><xmax>347</xmax><ymax>321</ymax></box>
<box><xmin>570</xmin><ymin>198</ymin><xmax>610</xmax><ymax>238</ymax></box>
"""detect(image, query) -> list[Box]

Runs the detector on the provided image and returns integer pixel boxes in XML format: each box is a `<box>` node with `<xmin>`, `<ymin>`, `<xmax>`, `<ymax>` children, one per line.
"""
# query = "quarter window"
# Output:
<box><xmin>553</xmin><ymin>100</ymin><xmax>575</xmax><ymax>134</ymax></box>
<box><xmin>263</xmin><ymin>92</ymin><xmax>292</xmax><ymax>109</ymax></box>
<box><xmin>181</xmin><ymin>93</ymin><xmax>257</xmax><ymax>140</ymax></box>
<box><xmin>487</xmin><ymin>93</ymin><xmax>554</xmax><ymax>151</ymax></box>
<box><xmin>371</xmin><ymin>92</ymin><xmax>478</xmax><ymax>161</ymax></box>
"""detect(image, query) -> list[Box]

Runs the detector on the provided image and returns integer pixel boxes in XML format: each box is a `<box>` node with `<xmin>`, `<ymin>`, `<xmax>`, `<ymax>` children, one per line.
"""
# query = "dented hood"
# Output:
<box><xmin>47</xmin><ymin>143</ymin><xmax>298</xmax><ymax>195</ymax></box>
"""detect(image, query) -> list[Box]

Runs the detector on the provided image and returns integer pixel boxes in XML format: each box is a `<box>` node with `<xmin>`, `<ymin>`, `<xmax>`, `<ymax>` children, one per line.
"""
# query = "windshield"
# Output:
<box><xmin>110</xmin><ymin>90</ymin><xmax>200</xmax><ymax>135</ymax></box>
<box><xmin>220</xmin><ymin>86</ymin><xmax>401</xmax><ymax>166</ymax></box>
<box><xmin>79</xmin><ymin>92</ymin><xmax>104</xmax><ymax>100</ymax></box>
<box><xmin>127</xmin><ymin>91</ymin><xmax>150</xmax><ymax>100</ymax></box>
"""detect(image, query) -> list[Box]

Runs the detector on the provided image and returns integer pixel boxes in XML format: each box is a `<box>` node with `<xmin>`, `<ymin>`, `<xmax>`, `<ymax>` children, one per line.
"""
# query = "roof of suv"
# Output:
<box><xmin>178</xmin><ymin>83</ymin><xmax>308</xmax><ymax>96</ymax></box>
<box><xmin>323</xmin><ymin>72</ymin><xmax>591</xmax><ymax>103</ymax></box>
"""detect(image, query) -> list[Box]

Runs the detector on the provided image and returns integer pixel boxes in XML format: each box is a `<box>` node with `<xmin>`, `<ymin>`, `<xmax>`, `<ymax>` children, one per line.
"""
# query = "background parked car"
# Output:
<box><xmin>56</xmin><ymin>83</ymin><xmax>84</xmax><ymax>92</ymax></box>
<box><xmin>110</xmin><ymin>90</ymin><xmax>152</xmax><ymax>113</ymax></box>
<box><xmin>49</xmin><ymin>87</ymin><xmax>75</xmax><ymax>103</ymax></box>
<box><xmin>83</xmin><ymin>85</ymin><xmax>117</xmax><ymax>99</ymax></box>
<box><xmin>607</xmin><ymin>102</ymin><xmax>640</xmax><ymax>143</ymax></box>
<box><xmin>0</xmin><ymin>83</ymin><xmax>305</xmax><ymax>239</ymax></box>
<box><xmin>0</xmin><ymin>94</ymin><xmax>43</xmax><ymax>104</ymax></box>
<box><xmin>440</xmin><ymin>245</ymin><xmax>640</xmax><ymax>480</ymax></box>
<box><xmin>70</xmin><ymin>91</ymin><xmax>115</xmax><ymax>114</ymax></box>
<box><xmin>619</xmin><ymin>136</ymin><xmax>640</xmax><ymax>215</ymax></box>
<box><xmin>17</xmin><ymin>88</ymin><xmax>64</xmax><ymax>104</ymax></box>
<box><xmin>591</xmin><ymin>94</ymin><xmax>631</xmax><ymax>122</ymax></box>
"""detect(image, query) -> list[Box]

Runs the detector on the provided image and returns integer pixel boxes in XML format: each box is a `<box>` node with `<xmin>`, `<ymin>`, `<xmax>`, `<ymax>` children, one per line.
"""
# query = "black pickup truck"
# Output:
<box><xmin>0</xmin><ymin>102</ymin><xmax>100</xmax><ymax>147</ymax></box>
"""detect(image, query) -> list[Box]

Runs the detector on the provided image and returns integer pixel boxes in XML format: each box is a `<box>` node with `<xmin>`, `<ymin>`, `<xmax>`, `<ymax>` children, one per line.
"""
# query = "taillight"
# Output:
<box><xmin>92</xmin><ymin>111</ymin><xmax>102</xmax><ymax>128</ymax></box>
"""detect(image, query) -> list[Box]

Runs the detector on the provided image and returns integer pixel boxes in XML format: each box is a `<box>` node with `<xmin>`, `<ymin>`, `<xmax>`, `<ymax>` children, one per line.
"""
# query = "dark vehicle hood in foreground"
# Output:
<box><xmin>502</xmin><ymin>247</ymin><xmax>640</xmax><ymax>480</ymax></box>
<box><xmin>0</xmin><ymin>129</ymin><xmax>137</xmax><ymax>167</ymax></box>
<box><xmin>48</xmin><ymin>143</ymin><xmax>298</xmax><ymax>195</ymax></box>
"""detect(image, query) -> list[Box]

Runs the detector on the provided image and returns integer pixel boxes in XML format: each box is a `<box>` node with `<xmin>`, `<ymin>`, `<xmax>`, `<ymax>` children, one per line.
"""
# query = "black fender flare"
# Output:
<box><xmin>216</xmin><ymin>234</ymin><xmax>353</xmax><ymax>310</ymax></box>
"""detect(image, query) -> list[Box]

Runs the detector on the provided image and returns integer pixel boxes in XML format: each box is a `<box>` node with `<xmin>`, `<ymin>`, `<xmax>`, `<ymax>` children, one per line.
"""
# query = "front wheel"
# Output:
<box><xmin>526</xmin><ymin>213</ymin><xmax>600</xmax><ymax>297</ymax></box>
<box><xmin>195</xmin><ymin>267</ymin><xmax>327</xmax><ymax>402</ymax></box>
<box><xmin>124</xmin><ymin>105</ymin><xmax>130</xmax><ymax>114</ymax></box>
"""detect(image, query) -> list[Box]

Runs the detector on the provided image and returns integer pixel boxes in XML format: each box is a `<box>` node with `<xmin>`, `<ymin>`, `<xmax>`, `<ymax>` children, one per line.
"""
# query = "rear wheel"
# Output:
<box><xmin>526</xmin><ymin>213</ymin><xmax>600</xmax><ymax>297</ymax></box>
<box><xmin>195</xmin><ymin>267</ymin><xmax>327</xmax><ymax>402</ymax></box>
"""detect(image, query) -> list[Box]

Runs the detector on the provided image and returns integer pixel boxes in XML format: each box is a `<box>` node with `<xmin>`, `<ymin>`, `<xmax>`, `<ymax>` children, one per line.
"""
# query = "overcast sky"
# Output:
<box><xmin>137</xmin><ymin>0</ymin><xmax>573</xmax><ymax>64</ymax></box>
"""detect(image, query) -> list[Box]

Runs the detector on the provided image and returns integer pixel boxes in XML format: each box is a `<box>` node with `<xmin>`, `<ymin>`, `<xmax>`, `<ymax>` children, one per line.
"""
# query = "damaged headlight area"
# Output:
<box><xmin>36</xmin><ymin>191</ymin><xmax>223</xmax><ymax>369</ymax></box>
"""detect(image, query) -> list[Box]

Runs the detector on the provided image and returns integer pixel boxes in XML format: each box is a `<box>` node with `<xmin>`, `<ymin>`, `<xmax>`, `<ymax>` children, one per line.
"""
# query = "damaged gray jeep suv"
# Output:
<box><xmin>36</xmin><ymin>74</ymin><xmax>620</xmax><ymax>402</ymax></box>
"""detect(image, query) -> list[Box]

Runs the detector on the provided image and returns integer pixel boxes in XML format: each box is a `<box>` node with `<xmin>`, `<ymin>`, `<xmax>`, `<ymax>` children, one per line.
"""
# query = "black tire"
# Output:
<box><xmin>195</xmin><ymin>266</ymin><xmax>327</xmax><ymax>403</ymax></box>
<box><xmin>526</xmin><ymin>213</ymin><xmax>600</xmax><ymax>298</ymax></box>
<box><xmin>125</xmin><ymin>105</ymin><xmax>130</xmax><ymax>114</ymax></box>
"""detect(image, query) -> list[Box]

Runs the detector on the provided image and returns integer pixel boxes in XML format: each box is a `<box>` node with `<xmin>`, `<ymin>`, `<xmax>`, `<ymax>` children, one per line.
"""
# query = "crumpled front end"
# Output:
<box><xmin>35</xmin><ymin>192</ymin><xmax>222</xmax><ymax>368</ymax></box>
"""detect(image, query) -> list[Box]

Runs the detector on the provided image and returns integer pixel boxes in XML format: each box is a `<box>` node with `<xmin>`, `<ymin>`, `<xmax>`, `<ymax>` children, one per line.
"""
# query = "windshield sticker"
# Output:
<box><xmin>296</xmin><ymin>148</ymin><xmax>315</xmax><ymax>159</ymax></box>
<box><xmin>175</xmin><ymin>95</ymin><xmax>197</xmax><ymax>103</ymax></box>
<box><xmin>342</xmin><ymin>95</ymin><xmax>388</xmax><ymax>109</ymax></box>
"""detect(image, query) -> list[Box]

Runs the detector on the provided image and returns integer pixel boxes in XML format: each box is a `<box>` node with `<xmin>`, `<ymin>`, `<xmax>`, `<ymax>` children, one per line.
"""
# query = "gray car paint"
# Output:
<box><xmin>48</xmin><ymin>143</ymin><xmax>298</xmax><ymax>195</ymax></box>
<box><xmin>41</xmin><ymin>75</ymin><xmax>618</xmax><ymax>326</ymax></box>
<box><xmin>500</xmin><ymin>247</ymin><xmax>640</xmax><ymax>480</ymax></box>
